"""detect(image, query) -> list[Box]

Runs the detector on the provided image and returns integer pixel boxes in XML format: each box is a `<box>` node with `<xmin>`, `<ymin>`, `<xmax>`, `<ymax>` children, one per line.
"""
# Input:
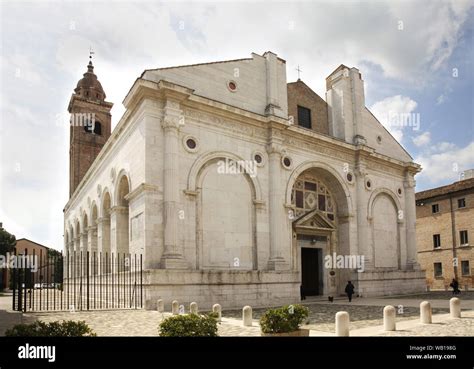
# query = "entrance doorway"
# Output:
<box><xmin>301</xmin><ymin>247</ymin><xmax>322</xmax><ymax>296</ymax></box>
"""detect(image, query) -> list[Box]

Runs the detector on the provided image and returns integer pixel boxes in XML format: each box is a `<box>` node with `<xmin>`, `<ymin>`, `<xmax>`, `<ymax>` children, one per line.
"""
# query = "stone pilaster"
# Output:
<box><xmin>404</xmin><ymin>171</ymin><xmax>420</xmax><ymax>270</ymax></box>
<box><xmin>73</xmin><ymin>236</ymin><xmax>80</xmax><ymax>254</ymax></box>
<box><xmin>97</xmin><ymin>216</ymin><xmax>111</xmax><ymax>255</ymax></box>
<box><xmin>160</xmin><ymin>97</ymin><xmax>188</xmax><ymax>269</ymax></box>
<box><xmin>110</xmin><ymin>205</ymin><xmax>129</xmax><ymax>255</ymax></box>
<box><xmin>80</xmin><ymin>231</ymin><xmax>88</xmax><ymax>254</ymax></box>
<box><xmin>355</xmin><ymin>159</ymin><xmax>373</xmax><ymax>270</ymax></box>
<box><xmin>87</xmin><ymin>225</ymin><xmax>98</xmax><ymax>254</ymax></box>
<box><xmin>266</xmin><ymin>136</ymin><xmax>289</xmax><ymax>271</ymax></box>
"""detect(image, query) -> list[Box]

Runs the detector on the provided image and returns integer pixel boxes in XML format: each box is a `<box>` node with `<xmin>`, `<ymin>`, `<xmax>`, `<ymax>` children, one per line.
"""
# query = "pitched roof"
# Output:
<box><xmin>141</xmin><ymin>57</ymin><xmax>253</xmax><ymax>77</ymax></box>
<box><xmin>15</xmin><ymin>238</ymin><xmax>51</xmax><ymax>250</ymax></box>
<box><xmin>415</xmin><ymin>178</ymin><xmax>474</xmax><ymax>201</ymax></box>
<box><xmin>287</xmin><ymin>79</ymin><xmax>326</xmax><ymax>102</ymax></box>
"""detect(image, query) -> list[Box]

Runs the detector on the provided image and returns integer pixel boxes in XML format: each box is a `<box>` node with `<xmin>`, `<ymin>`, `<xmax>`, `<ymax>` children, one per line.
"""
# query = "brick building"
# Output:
<box><xmin>1</xmin><ymin>238</ymin><xmax>56</xmax><ymax>290</ymax></box>
<box><xmin>416</xmin><ymin>172</ymin><xmax>474</xmax><ymax>290</ymax></box>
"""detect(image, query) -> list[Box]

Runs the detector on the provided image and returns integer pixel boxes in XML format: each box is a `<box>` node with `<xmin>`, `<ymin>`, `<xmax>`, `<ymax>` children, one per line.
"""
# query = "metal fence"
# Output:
<box><xmin>11</xmin><ymin>249</ymin><xmax>143</xmax><ymax>312</ymax></box>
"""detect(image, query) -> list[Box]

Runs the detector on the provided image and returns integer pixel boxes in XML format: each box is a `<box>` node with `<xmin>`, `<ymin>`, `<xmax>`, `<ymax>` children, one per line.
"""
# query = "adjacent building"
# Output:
<box><xmin>416</xmin><ymin>172</ymin><xmax>474</xmax><ymax>290</ymax></box>
<box><xmin>1</xmin><ymin>238</ymin><xmax>56</xmax><ymax>290</ymax></box>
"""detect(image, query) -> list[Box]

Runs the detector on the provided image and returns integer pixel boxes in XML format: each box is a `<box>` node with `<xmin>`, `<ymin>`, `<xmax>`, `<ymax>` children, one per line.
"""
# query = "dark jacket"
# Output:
<box><xmin>345</xmin><ymin>283</ymin><xmax>355</xmax><ymax>295</ymax></box>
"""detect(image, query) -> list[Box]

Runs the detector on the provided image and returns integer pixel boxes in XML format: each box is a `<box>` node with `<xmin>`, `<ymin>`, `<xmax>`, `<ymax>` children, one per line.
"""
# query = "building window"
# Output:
<box><xmin>432</xmin><ymin>204</ymin><xmax>439</xmax><ymax>213</ymax></box>
<box><xmin>434</xmin><ymin>262</ymin><xmax>443</xmax><ymax>277</ymax></box>
<box><xmin>458</xmin><ymin>198</ymin><xmax>466</xmax><ymax>208</ymax></box>
<box><xmin>460</xmin><ymin>230</ymin><xmax>469</xmax><ymax>245</ymax></box>
<box><xmin>282</xmin><ymin>156</ymin><xmax>293</xmax><ymax>169</ymax></box>
<box><xmin>227</xmin><ymin>80</ymin><xmax>237</xmax><ymax>92</ymax></box>
<box><xmin>297</xmin><ymin>106</ymin><xmax>312</xmax><ymax>129</ymax></box>
<box><xmin>84</xmin><ymin>121</ymin><xmax>102</xmax><ymax>135</ymax></box>
<box><xmin>461</xmin><ymin>260</ymin><xmax>470</xmax><ymax>276</ymax></box>
<box><xmin>433</xmin><ymin>234</ymin><xmax>441</xmax><ymax>248</ymax></box>
<box><xmin>291</xmin><ymin>174</ymin><xmax>335</xmax><ymax>220</ymax></box>
<box><xmin>183</xmin><ymin>135</ymin><xmax>199</xmax><ymax>153</ymax></box>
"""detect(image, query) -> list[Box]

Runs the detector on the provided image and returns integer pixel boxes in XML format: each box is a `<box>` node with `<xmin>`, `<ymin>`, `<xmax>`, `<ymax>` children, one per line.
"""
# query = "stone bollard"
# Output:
<box><xmin>465</xmin><ymin>285</ymin><xmax>469</xmax><ymax>292</ymax></box>
<box><xmin>190</xmin><ymin>302</ymin><xmax>198</xmax><ymax>314</ymax></box>
<box><xmin>172</xmin><ymin>300</ymin><xmax>179</xmax><ymax>315</ymax></box>
<box><xmin>335</xmin><ymin>311</ymin><xmax>350</xmax><ymax>336</ymax></box>
<box><xmin>157</xmin><ymin>299</ymin><xmax>164</xmax><ymax>313</ymax></box>
<box><xmin>450</xmin><ymin>297</ymin><xmax>461</xmax><ymax>318</ymax></box>
<box><xmin>212</xmin><ymin>304</ymin><xmax>222</xmax><ymax>322</ymax></box>
<box><xmin>243</xmin><ymin>306</ymin><xmax>252</xmax><ymax>327</ymax></box>
<box><xmin>383</xmin><ymin>305</ymin><xmax>396</xmax><ymax>331</ymax></box>
<box><xmin>420</xmin><ymin>301</ymin><xmax>432</xmax><ymax>324</ymax></box>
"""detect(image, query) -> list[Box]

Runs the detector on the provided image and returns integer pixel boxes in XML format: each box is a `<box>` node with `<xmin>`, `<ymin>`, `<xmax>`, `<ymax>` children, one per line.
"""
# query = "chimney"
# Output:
<box><xmin>326</xmin><ymin>65</ymin><xmax>366</xmax><ymax>144</ymax></box>
<box><xmin>460</xmin><ymin>169</ymin><xmax>474</xmax><ymax>181</ymax></box>
<box><xmin>263</xmin><ymin>51</ymin><xmax>286</xmax><ymax>118</ymax></box>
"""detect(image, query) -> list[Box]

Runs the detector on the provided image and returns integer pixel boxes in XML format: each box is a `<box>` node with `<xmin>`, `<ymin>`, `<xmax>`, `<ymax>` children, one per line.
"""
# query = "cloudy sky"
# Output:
<box><xmin>0</xmin><ymin>0</ymin><xmax>473</xmax><ymax>250</ymax></box>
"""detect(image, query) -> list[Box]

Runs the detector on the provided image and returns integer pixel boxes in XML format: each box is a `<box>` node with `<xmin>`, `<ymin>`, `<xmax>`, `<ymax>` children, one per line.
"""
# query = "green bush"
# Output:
<box><xmin>5</xmin><ymin>320</ymin><xmax>96</xmax><ymax>337</ymax></box>
<box><xmin>159</xmin><ymin>313</ymin><xmax>219</xmax><ymax>337</ymax></box>
<box><xmin>259</xmin><ymin>304</ymin><xmax>309</xmax><ymax>334</ymax></box>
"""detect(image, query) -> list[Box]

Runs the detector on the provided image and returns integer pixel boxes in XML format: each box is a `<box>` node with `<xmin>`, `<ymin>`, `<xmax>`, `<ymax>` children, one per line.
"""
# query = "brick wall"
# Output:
<box><xmin>287</xmin><ymin>80</ymin><xmax>329</xmax><ymax>135</ymax></box>
<box><xmin>416</xmin><ymin>189</ymin><xmax>474</xmax><ymax>289</ymax></box>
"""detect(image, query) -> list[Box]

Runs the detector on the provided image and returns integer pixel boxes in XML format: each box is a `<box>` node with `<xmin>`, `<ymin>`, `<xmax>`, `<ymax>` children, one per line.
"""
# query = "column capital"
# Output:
<box><xmin>403</xmin><ymin>178</ymin><xmax>416</xmax><ymax>189</ymax></box>
<box><xmin>97</xmin><ymin>216</ymin><xmax>110</xmax><ymax>224</ymax></box>
<box><xmin>110</xmin><ymin>205</ymin><xmax>128</xmax><ymax>214</ymax></box>
<box><xmin>266</xmin><ymin>142</ymin><xmax>286</xmax><ymax>156</ymax></box>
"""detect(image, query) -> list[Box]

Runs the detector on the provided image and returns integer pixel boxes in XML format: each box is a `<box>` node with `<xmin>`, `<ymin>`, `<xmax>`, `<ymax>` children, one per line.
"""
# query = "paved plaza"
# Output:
<box><xmin>0</xmin><ymin>292</ymin><xmax>473</xmax><ymax>337</ymax></box>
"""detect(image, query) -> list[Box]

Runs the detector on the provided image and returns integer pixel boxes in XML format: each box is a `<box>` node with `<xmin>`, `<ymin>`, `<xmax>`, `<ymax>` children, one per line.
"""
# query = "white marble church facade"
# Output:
<box><xmin>64</xmin><ymin>51</ymin><xmax>425</xmax><ymax>309</ymax></box>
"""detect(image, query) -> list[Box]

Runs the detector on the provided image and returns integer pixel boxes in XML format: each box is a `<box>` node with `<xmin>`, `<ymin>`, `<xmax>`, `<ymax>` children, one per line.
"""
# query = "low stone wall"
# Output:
<box><xmin>143</xmin><ymin>269</ymin><xmax>300</xmax><ymax>310</ymax></box>
<box><xmin>355</xmin><ymin>270</ymin><xmax>426</xmax><ymax>297</ymax></box>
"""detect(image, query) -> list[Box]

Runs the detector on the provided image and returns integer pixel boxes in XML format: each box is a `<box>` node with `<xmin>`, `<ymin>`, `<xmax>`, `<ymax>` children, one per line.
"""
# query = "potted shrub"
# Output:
<box><xmin>260</xmin><ymin>304</ymin><xmax>310</xmax><ymax>336</ymax></box>
<box><xmin>159</xmin><ymin>312</ymin><xmax>219</xmax><ymax>337</ymax></box>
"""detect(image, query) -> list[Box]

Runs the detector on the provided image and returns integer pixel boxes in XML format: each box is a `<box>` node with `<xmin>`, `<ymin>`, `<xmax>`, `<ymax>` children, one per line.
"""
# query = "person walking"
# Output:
<box><xmin>345</xmin><ymin>281</ymin><xmax>355</xmax><ymax>302</ymax></box>
<box><xmin>449</xmin><ymin>278</ymin><xmax>460</xmax><ymax>295</ymax></box>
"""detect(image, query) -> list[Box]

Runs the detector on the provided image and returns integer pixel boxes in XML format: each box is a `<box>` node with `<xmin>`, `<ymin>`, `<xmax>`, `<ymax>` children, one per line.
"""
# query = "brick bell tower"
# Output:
<box><xmin>68</xmin><ymin>55</ymin><xmax>113</xmax><ymax>197</ymax></box>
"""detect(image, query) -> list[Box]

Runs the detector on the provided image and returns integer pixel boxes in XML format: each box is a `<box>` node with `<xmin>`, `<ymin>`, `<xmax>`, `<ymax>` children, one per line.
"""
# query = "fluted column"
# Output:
<box><xmin>160</xmin><ymin>97</ymin><xmax>187</xmax><ymax>269</ymax></box>
<box><xmin>266</xmin><ymin>139</ymin><xmax>289</xmax><ymax>270</ymax></box>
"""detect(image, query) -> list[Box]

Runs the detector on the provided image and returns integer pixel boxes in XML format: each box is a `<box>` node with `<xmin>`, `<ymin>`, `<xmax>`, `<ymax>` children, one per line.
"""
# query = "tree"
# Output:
<box><xmin>0</xmin><ymin>224</ymin><xmax>16</xmax><ymax>256</ymax></box>
<box><xmin>0</xmin><ymin>224</ymin><xmax>16</xmax><ymax>290</ymax></box>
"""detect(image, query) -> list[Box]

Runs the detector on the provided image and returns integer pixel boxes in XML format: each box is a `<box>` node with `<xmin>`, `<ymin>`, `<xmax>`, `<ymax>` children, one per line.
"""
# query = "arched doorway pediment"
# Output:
<box><xmin>293</xmin><ymin>209</ymin><xmax>335</xmax><ymax>235</ymax></box>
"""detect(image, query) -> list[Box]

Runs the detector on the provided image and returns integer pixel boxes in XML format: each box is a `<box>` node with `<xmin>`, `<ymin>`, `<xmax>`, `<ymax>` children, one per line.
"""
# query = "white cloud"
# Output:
<box><xmin>413</xmin><ymin>132</ymin><xmax>431</xmax><ymax>147</ymax></box>
<box><xmin>415</xmin><ymin>142</ymin><xmax>474</xmax><ymax>186</ymax></box>
<box><xmin>369</xmin><ymin>95</ymin><xmax>418</xmax><ymax>142</ymax></box>
<box><xmin>435</xmin><ymin>141</ymin><xmax>458</xmax><ymax>153</ymax></box>
<box><xmin>0</xmin><ymin>0</ymin><xmax>472</xmax><ymax>249</ymax></box>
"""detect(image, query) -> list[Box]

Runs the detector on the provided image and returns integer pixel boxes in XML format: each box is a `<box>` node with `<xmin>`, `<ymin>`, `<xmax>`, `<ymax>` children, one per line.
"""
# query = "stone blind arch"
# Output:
<box><xmin>114</xmin><ymin>170</ymin><xmax>132</xmax><ymax>207</ymax></box>
<box><xmin>187</xmin><ymin>150</ymin><xmax>262</xmax><ymax>202</ymax></box>
<box><xmin>100</xmin><ymin>187</ymin><xmax>112</xmax><ymax>218</ymax></box>
<box><xmin>368</xmin><ymin>188</ymin><xmax>402</xmax><ymax>269</ymax></box>
<box><xmin>367</xmin><ymin>188</ymin><xmax>402</xmax><ymax>220</ymax></box>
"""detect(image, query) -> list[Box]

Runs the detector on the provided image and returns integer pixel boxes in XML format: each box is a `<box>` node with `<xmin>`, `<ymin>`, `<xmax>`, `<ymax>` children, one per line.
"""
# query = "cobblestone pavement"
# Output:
<box><xmin>1</xmin><ymin>294</ymin><xmax>472</xmax><ymax>337</ymax></box>
<box><xmin>386</xmin><ymin>291</ymin><xmax>474</xmax><ymax>300</ymax></box>
<box><xmin>16</xmin><ymin>310</ymin><xmax>262</xmax><ymax>337</ymax></box>
<box><xmin>377</xmin><ymin>314</ymin><xmax>474</xmax><ymax>336</ymax></box>
<box><xmin>223</xmin><ymin>303</ymin><xmax>450</xmax><ymax>333</ymax></box>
